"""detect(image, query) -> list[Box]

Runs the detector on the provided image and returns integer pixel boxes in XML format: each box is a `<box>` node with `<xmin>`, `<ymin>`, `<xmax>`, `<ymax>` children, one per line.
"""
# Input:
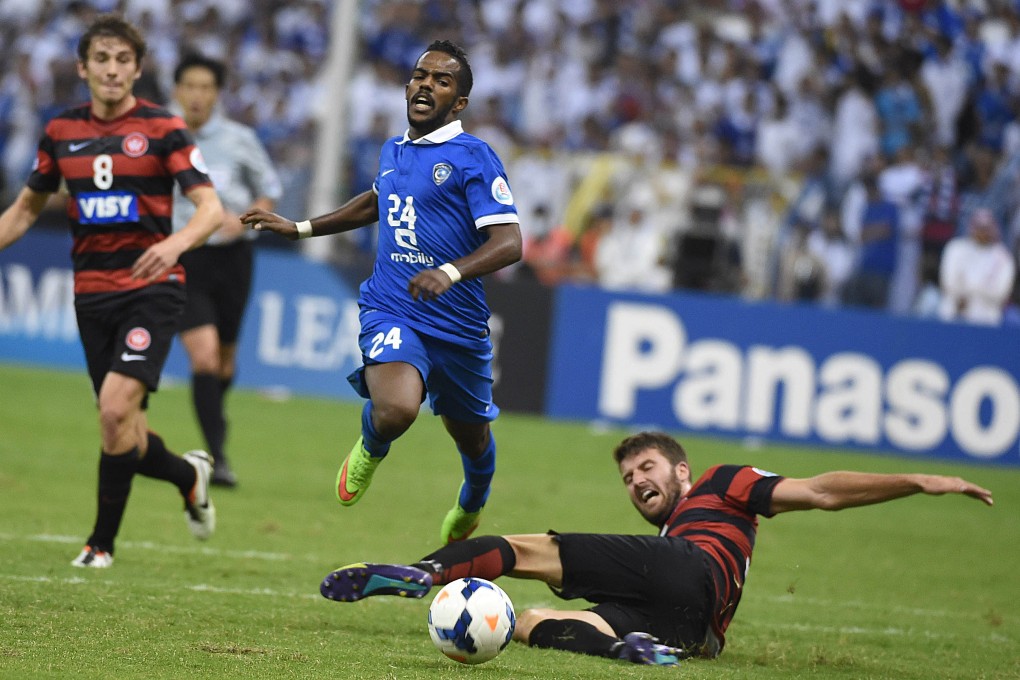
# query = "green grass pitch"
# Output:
<box><xmin>0</xmin><ymin>362</ymin><xmax>1017</xmax><ymax>679</ymax></box>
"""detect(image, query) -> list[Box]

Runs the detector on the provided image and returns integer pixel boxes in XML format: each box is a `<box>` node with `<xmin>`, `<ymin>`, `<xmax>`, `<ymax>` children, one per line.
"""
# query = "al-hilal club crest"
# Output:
<box><xmin>433</xmin><ymin>163</ymin><xmax>452</xmax><ymax>185</ymax></box>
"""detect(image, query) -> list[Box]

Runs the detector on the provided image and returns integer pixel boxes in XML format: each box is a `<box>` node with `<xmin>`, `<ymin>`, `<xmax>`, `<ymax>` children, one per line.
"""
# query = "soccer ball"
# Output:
<box><xmin>427</xmin><ymin>577</ymin><xmax>516</xmax><ymax>665</ymax></box>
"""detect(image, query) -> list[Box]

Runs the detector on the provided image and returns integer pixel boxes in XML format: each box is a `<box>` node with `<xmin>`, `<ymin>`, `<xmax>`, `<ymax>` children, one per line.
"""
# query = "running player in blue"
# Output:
<box><xmin>241</xmin><ymin>40</ymin><xmax>522</xmax><ymax>544</ymax></box>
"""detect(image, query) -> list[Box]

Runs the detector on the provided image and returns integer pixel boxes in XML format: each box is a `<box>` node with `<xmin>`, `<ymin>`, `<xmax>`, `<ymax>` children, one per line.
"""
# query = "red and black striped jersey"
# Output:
<box><xmin>662</xmin><ymin>464</ymin><xmax>783</xmax><ymax>652</ymax></box>
<box><xmin>26</xmin><ymin>99</ymin><xmax>212</xmax><ymax>302</ymax></box>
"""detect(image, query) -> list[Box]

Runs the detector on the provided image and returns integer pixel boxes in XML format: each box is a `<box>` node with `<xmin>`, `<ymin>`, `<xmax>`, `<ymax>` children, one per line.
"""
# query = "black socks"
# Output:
<box><xmin>136</xmin><ymin>431</ymin><xmax>195</xmax><ymax>496</ymax></box>
<box><xmin>527</xmin><ymin>619</ymin><xmax>620</xmax><ymax>658</ymax></box>
<box><xmin>87</xmin><ymin>448</ymin><xmax>140</xmax><ymax>554</ymax></box>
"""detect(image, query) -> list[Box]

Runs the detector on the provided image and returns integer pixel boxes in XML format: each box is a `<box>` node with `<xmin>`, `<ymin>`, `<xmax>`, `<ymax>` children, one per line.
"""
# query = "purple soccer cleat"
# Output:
<box><xmin>613</xmin><ymin>632</ymin><xmax>684</xmax><ymax>666</ymax></box>
<box><xmin>320</xmin><ymin>562</ymin><xmax>433</xmax><ymax>602</ymax></box>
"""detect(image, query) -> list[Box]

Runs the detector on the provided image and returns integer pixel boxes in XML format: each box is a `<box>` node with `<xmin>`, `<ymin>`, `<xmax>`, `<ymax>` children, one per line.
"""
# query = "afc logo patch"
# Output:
<box><xmin>125</xmin><ymin>327</ymin><xmax>151</xmax><ymax>351</ymax></box>
<box><xmin>491</xmin><ymin>177</ymin><xmax>513</xmax><ymax>205</ymax></box>
<box><xmin>433</xmin><ymin>163</ymin><xmax>452</xmax><ymax>185</ymax></box>
<box><xmin>121</xmin><ymin>132</ymin><xmax>149</xmax><ymax>158</ymax></box>
<box><xmin>190</xmin><ymin>147</ymin><xmax>210</xmax><ymax>174</ymax></box>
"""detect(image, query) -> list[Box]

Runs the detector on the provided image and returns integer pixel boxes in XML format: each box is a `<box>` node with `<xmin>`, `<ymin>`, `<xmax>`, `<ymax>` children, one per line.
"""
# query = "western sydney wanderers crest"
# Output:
<box><xmin>433</xmin><ymin>163</ymin><xmax>452</xmax><ymax>185</ymax></box>
<box><xmin>125</xmin><ymin>327</ymin><xmax>151</xmax><ymax>351</ymax></box>
<box><xmin>122</xmin><ymin>132</ymin><xmax>149</xmax><ymax>158</ymax></box>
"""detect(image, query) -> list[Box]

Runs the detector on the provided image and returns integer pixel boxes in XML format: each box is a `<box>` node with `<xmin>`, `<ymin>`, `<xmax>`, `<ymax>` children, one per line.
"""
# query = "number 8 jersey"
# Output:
<box><xmin>360</xmin><ymin>120</ymin><xmax>519</xmax><ymax>346</ymax></box>
<box><xmin>27</xmin><ymin>99</ymin><xmax>212</xmax><ymax>307</ymax></box>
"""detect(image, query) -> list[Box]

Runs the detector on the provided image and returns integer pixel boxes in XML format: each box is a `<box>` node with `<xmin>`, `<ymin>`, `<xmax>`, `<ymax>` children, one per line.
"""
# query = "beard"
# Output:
<box><xmin>634</xmin><ymin>482</ymin><xmax>683</xmax><ymax>527</ymax></box>
<box><xmin>407</xmin><ymin>98</ymin><xmax>457</xmax><ymax>135</ymax></box>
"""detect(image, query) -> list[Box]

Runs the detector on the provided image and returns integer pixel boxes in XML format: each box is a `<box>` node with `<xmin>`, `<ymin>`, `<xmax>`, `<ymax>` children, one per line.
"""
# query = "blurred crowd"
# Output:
<box><xmin>2</xmin><ymin>0</ymin><xmax>1020</xmax><ymax>326</ymax></box>
<box><xmin>0</xmin><ymin>0</ymin><xmax>327</xmax><ymax>218</ymax></box>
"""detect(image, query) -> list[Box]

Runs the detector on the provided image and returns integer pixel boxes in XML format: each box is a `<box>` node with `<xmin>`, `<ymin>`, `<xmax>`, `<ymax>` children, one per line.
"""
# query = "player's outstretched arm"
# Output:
<box><xmin>770</xmin><ymin>471</ymin><xmax>993</xmax><ymax>514</ymax></box>
<box><xmin>240</xmin><ymin>190</ymin><xmax>378</xmax><ymax>240</ymax></box>
<box><xmin>218</xmin><ymin>196</ymin><xmax>275</xmax><ymax>241</ymax></box>
<box><xmin>408</xmin><ymin>222</ymin><xmax>522</xmax><ymax>301</ymax></box>
<box><xmin>0</xmin><ymin>187</ymin><xmax>50</xmax><ymax>251</ymax></box>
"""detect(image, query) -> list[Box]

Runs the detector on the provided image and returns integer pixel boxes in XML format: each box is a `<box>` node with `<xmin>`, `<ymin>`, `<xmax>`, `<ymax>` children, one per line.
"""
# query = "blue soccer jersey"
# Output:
<box><xmin>359</xmin><ymin>120</ymin><xmax>518</xmax><ymax>346</ymax></box>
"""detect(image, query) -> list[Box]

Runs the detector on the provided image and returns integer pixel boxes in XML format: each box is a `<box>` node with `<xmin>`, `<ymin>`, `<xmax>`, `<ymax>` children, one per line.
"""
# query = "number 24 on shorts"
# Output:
<box><xmin>368</xmin><ymin>327</ymin><xmax>403</xmax><ymax>359</ymax></box>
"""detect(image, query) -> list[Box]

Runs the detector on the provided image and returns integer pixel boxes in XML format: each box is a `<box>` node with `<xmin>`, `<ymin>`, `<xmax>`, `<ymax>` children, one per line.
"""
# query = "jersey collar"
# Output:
<box><xmin>401</xmin><ymin>120</ymin><xmax>463</xmax><ymax>145</ymax></box>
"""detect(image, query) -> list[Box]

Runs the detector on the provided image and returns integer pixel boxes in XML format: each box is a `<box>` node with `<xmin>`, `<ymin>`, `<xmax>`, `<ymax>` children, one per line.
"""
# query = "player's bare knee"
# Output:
<box><xmin>513</xmin><ymin>608</ymin><xmax>552</xmax><ymax>642</ymax></box>
<box><xmin>187</xmin><ymin>344</ymin><xmax>220</xmax><ymax>373</ymax></box>
<box><xmin>218</xmin><ymin>362</ymin><xmax>236</xmax><ymax>382</ymax></box>
<box><xmin>98</xmin><ymin>400</ymin><xmax>129</xmax><ymax>429</ymax></box>
<box><xmin>189</xmin><ymin>355</ymin><xmax>220</xmax><ymax>374</ymax></box>
<box><xmin>371</xmin><ymin>400</ymin><xmax>418</xmax><ymax>435</ymax></box>
<box><xmin>97</xmin><ymin>402</ymin><xmax>135</xmax><ymax>446</ymax></box>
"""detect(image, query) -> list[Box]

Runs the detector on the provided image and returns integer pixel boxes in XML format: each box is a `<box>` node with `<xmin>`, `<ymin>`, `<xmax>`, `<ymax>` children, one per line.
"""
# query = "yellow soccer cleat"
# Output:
<box><xmin>335</xmin><ymin>436</ymin><xmax>383</xmax><ymax>506</ymax></box>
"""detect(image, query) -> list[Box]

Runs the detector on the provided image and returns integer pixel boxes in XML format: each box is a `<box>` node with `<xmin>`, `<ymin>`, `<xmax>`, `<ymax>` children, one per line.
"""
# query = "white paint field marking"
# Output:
<box><xmin>0</xmin><ymin>532</ymin><xmax>301</xmax><ymax>562</ymax></box>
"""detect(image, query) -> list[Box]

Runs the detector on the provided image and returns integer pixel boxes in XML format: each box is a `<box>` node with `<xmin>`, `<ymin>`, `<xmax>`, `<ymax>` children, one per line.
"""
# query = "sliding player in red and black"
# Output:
<box><xmin>319</xmin><ymin>431</ymin><xmax>992</xmax><ymax>667</ymax></box>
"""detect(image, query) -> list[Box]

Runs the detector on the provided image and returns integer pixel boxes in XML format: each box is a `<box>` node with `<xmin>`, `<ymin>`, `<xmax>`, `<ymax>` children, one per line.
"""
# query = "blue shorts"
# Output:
<box><xmin>346</xmin><ymin>315</ymin><xmax>499</xmax><ymax>423</ymax></box>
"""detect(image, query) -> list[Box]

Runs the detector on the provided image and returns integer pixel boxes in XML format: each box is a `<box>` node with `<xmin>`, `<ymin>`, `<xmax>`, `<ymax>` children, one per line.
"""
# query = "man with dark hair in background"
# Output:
<box><xmin>0</xmin><ymin>14</ymin><xmax>223</xmax><ymax>567</ymax></box>
<box><xmin>172</xmin><ymin>52</ymin><xmax>282</xmax><ymax>487</ymax></box>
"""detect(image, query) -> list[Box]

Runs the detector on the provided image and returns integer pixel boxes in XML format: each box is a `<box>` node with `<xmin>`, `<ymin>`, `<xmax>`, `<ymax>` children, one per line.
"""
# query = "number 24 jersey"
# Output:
<box><xmin>360</xmin><ymin>120</ymin><xmax>519</xmax><ymax>346</ymax></box>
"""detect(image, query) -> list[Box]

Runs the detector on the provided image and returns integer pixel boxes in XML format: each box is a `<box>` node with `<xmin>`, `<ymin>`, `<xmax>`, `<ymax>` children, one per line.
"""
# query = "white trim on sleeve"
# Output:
<box><xmin>475</xmin><ymin>213</ymin><xmax>520</xmax><ymax>229</ymax></box>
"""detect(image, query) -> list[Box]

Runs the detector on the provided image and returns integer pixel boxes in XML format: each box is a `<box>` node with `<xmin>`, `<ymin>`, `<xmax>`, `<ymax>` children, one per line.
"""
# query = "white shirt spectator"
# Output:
<box><xmin>657</xmin><ymin>20</ymin><xmax>700</xmax><ymax>85</ymax></box>
<box><xmin>919</xmin><ymin>44</ymin><xmax>970</xmax><ymax>149</ymax></box>
<box><xmin>938</xmin><ymin>210</ymin><xmax>1016</xmax><ymax>326</ymax></box>
<box><xmin>880</xmin><ymin>154</ymin><xmax>927</xmax><ymax>314</ymax></box>
<box><xmin>595</xmin><ymin>202</ymin><xmax>673</xmax><ymax>293</ymax></box>
<box><xmin>830</xmin><ymin>82</ymin><xmax>879</xmax><ymax>189</ymax></box>
<box><xmin>756</xmin><ymin>104</ymin><xmax>802</xmax><ymax>177</ymax></box>
<box><xmin>812</xmin><ymin>0</ymin><xmax>871</xmax><ymax>28</ymax></box>
<box><xmin>808</xmin><ymin>213</ymin><xmax>857</xmax><ymax>306</ymax></box>
<box><xmin>772</xmin><ymin>29</ymin><xmax>814</xmax><ymax>95</ymax></box>
<box><xmin>787</xmin><ymin>77</ymin><xmax>831</xmax><ymax>159</ymax></box>
<box><xmin>508</xmin><ymin>144</ymin><xmax>573</xmax><ymax>241</ymax></box>
<box><xmin>343</xmin><ymin>63</ymin><xmax>407</xmax><ymax>138</ymax></box>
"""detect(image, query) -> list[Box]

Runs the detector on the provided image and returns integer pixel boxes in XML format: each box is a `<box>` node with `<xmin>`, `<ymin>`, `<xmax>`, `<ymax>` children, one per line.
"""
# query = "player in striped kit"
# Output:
<box><xmin>320</xmin><ymin>431</ymin><xmax>993</xmax><ymax>666</ymax></box>
<box><xmin>241</xmin><ymin>40</ymin><xmax>522</xmax><ymax>544</ymax></box>
<box><xmin>0</xmin><ymin>15</ymin><xmax>224</xmax><ymax>567</ymax></box>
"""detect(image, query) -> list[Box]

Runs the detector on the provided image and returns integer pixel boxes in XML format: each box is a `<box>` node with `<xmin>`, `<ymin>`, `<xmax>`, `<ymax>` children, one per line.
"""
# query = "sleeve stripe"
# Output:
<box><xmin>475</xmin><ymin>213</ymin><xmax>519</xmax><ymax>229</ymax></box>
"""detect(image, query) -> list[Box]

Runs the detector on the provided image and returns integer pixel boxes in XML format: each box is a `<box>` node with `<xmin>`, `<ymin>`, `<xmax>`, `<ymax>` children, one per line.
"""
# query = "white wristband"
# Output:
<box><xmin>295</xmin><ymin>220</ymin><xmax>313</xmax><ymax>239</ymax></box>
<box><xmin>438</xmin><ymin>262</ymin><xmax>462</xmax><ymax>284</ymax></box>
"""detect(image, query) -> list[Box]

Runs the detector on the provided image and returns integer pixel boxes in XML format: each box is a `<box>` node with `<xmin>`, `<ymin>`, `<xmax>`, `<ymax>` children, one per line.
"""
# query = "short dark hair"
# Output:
<box><xmin>77</xmin><ymin>14</ymin><xmax>147</xmax><ymax>64</ymax></box>
<box><xmin>174</xmin><ymin>53</ymin><xmax>226</xmax><ymax>88</ymax></box>
<box><xmin>612</xmin><ymin>432</ymin><xmax>689</xmax><ymax>467</ymax></box>
<box><xmin>423</xmin><ymin>39</ymin><xmax>473</xmax><ymax>97</ymax></box>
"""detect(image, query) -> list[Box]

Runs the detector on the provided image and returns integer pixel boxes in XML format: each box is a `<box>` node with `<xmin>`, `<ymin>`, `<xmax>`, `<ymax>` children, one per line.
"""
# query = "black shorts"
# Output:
<box><xmin>178</xmin><ymin>240</ymin><xmax>254</xmax><ymax>344</ymax></box>
<box><xmin>552</xmin><ymin>532</ymin><xmax>714</xmax><ymax>653</ymax></box>
<box><xmin>76</xmin><ymin>284</ymin><xmax>186</xmax><ymax>398</ymax></box>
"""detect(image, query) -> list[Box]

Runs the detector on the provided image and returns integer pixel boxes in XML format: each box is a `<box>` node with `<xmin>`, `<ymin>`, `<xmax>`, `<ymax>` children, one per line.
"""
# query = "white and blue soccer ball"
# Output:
<box><xmin>427</xmin><ymin>577</ymin><xmax>516</xmax><ymax>665</ymax></box>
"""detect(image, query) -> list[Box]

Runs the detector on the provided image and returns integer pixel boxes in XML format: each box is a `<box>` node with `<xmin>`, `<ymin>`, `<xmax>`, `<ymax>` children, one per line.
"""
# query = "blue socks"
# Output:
<box><xmin>457</xmin><ymin>434</ymin><xmax>495</xmax><ymax>513</ymax></box>
<box><xmin>360</xmin><ymin>401</ymin><xmax>391</xmax><ymax>458</ymax></box>
<box><xmin>359</xmin><ymin>399</ymin><xmax>495</xmax><ymax>512</ymax></box>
